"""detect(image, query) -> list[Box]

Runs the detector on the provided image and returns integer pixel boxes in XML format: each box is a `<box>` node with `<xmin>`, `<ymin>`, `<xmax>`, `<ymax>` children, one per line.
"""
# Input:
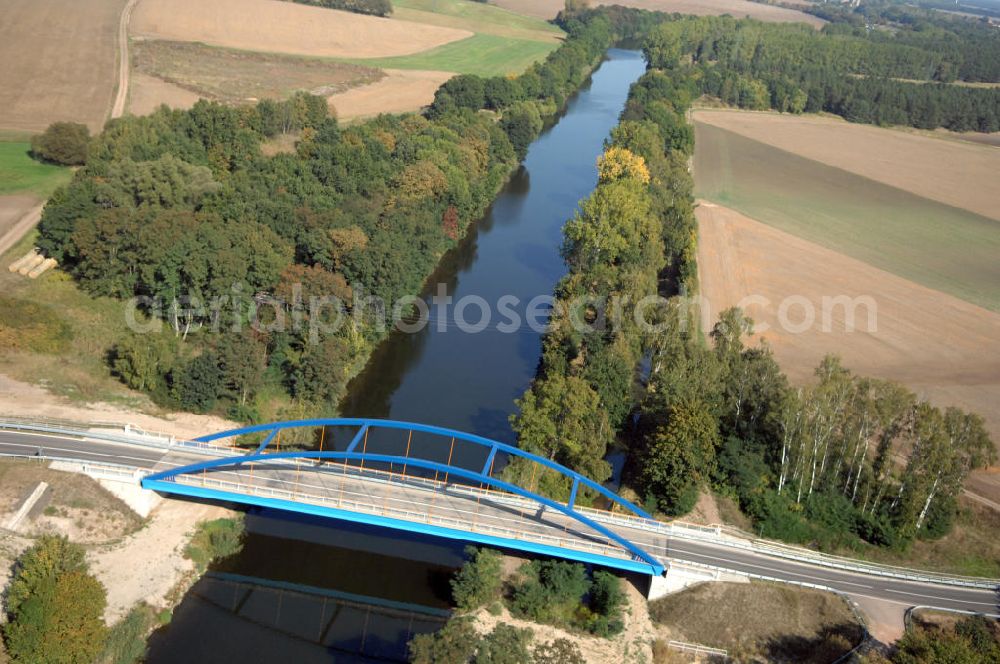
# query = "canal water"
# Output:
<box><xmin>144</xmin><ymin>49</ymin><xmax>647</xmax><ymax>663</ymax></box>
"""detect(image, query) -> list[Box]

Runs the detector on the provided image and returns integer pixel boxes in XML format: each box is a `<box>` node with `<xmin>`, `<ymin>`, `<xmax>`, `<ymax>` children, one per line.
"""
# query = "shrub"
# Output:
<box><xmin>409</xmin><ymin>618</ymin><xmax>479</xmax><ymax>664</ymax></box>
<box><xmin>30</xmin><ymin>122</ymin><xmax>91</xmax><ymax>165</ymax></box>
<box><xmin>97</xmin><ymin>604</ymin><xmax>155</xmax><ymax>664</ymax></box>
<box><xmin>184</xmin><ymin>518</ymin><xmax>245</xmax><ymax>570</ymax></box>
<box><xmin>451</xmin><ymin>547</ymin><xmax>504</xmax><ymax>611</ymax></box>
<box><xmin>534</xmin><ymin>638</ymin><xmax>586</xmax><ymax>664</ymax></box>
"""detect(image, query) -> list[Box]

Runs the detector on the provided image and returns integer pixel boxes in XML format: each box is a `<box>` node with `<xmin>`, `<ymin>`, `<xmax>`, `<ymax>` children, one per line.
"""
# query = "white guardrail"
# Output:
<box><xmin>1</xmin><ymin>420</ymin><xmax>998</xmax><ymax>590</ymax></box>
<box><xmin>667</xmin><ymin>640</ymin><xmax>728</xmax><ymax>658</ymax></box>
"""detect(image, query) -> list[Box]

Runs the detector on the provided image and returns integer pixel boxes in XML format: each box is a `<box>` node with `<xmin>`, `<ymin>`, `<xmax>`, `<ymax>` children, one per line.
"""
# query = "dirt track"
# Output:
<box><xmin>693</xmin><ymin>110</ymin><xmax>1000</xmax><ymax>222</ymax></box>
<box><xmin>132</xmin><ymin>0</ymin><xmax>472</xmax><ymax>58</ymax></box>
<box><xmin>491</xmin><ymin>0</ymin><xmax>823</xmax><ymax>26</ymax></box>
<box><xmin>0</xmin><ymin>0</ymin><xmax>126</xmax><ymax>132</ymax></box>
<box><xmin>0</xmin><ymin>197</ymin><xmax>43</xmax><ymax>259</ymax></box>
<box><xmin>111</xmin><ymin>0</ymin><xmax>138</xmax><ymax>119</ymax></box>
<box><xmin>696</xmin><ymin>202</ymin><xmax>1000</xmax><ymax>449</ymax></box>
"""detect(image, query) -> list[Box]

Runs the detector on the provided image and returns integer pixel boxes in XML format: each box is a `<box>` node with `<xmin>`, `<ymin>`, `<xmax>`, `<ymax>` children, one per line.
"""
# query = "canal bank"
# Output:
<box><xmin>143</xmin><ymin>49</ymin><xmax>647</xmax><ymax>663</ymax></box>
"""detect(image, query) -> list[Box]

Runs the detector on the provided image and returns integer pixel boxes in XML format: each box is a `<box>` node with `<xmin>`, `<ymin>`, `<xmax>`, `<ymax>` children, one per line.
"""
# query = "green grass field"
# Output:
<box><xmin>393</xmin><ymin>0</ymin><xmax>563</xmax><ymax>42</ymax></box>
<box><xmin>0</xmin><ymin>142</ymin><xmax>72</xmax><ymax>197</ymax></box>
<box><xmin>694</xmin><ymin>122</ymin><xmax>1000</xmax><ymax>312</ymax></box>
<box><xmin>340</xmin><ymin>32</ymin><xmax>558</xmax><ymax>77</ymax></box>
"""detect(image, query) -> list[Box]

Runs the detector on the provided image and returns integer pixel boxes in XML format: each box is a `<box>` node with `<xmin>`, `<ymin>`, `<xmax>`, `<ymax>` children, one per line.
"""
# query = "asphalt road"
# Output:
<box><xmin>1</xmin><ymin>429</ymin><xmax>997</xmax><ymax>616</ymax></box>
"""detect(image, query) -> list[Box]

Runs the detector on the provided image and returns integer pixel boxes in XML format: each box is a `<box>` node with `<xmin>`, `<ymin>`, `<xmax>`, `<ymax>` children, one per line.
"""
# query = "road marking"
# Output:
<box><xmin>667</xmin><ymin>547</ymin><xmax>874</xmax><ymax>589</ymax></box>
<box><xmin>886</xmin><ymin>588</ymin><xmax>999</xmax><ymax>608</ymax></box>
<box><xmin>0</xmin><ymin>441</ymin><xmax>159</xmax><ymax>466</ymax></box>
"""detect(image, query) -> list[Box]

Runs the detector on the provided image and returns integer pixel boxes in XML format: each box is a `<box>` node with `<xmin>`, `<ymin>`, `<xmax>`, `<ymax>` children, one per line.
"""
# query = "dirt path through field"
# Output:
<box><xmin>0</xmin><ymin>198</ymin><xmax>43</xmax><ymax>259</ymax></box>
<box><xmin>693</xmin><ymin>110</ymin><xmax>1000</xmax><ymax>221</ymax></box>
<box><xmin>110</xmin><ymin>0</ymin><xmax>138</xmax><ymax>119</ymax></box>
<box><xmin>695</xmin><ymin>201</ymin><xmax>1000</xmax><ymax>450</ymax></box>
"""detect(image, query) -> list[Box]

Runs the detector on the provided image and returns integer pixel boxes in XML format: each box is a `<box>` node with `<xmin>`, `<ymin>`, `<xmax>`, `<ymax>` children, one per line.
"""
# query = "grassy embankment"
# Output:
<box><xmin>649</xmin><ymin>581</ymin><xmax>863</xmax><ymax>663</ymax></box>
<box><xmin>694</xmin><ymin>122</ymin><xmax>1000</xmax><ymax>312</ymax></box>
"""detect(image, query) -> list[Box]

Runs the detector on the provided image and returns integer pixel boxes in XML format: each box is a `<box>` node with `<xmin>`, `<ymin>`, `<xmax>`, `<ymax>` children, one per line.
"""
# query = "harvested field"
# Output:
<box><xmin>128</xmin><ymin>73</ymin><xmax>202</xmax><ymax>115</ymax></box>
<box><xmin>131</xmin><ymin>0</ymin><xmax>472</xmax><ymax>59</ymax></box>
<box><xmin>695</xmin><ymin>121</ymin><xmax>1000</xmax><ymax>312</ymax></box>
<box><xmin>693</xmin><ymin>110</ymin><xmax>1000</xmax><ymax>221</ymax></box>
<box><xmin>131</xmin><ymin>39</ymin><xmax>382</xmax><ymax>107</ymax></box>
<box><xmin>490</xmin><ymin>0</ymin><xmax>824</xmax><ymax>26</ymax></box>
<box><xmin>695</xmin><ymin>202</ymin><xmax>1000</xmax><ymax>451</ymax></box>
<box><xmin>0</xmin><ymin>0</ymin><xmax>125</xmax><ymax>133</ymax></box>
<box><xmin>649</xmin><ymin>581</ymin><xmax>862</xmax><ymax>662</ymax></box>
<box><xmin>329</xmin><ymin>69</ymin><xmax>454</xmax><ymax>120</ymax></box>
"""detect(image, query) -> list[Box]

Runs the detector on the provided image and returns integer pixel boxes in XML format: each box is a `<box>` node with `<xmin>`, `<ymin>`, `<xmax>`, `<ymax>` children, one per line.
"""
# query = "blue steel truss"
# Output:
<box><xmin>142</xmin><ymin>419</ymin><xmax>664</xmax><ymax>575</ymax></box>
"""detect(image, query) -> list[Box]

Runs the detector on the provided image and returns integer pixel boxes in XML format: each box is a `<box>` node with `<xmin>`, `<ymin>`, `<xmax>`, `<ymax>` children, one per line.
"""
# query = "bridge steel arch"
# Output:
<box><xmin>142</xmin><ymin>419</ymin><xmax>665</xmax><ymax>575</ymax></box>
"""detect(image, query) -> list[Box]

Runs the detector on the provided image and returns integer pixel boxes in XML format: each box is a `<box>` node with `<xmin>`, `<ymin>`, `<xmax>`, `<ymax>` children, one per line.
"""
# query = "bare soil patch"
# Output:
<box><xmin>132</xmin><ymin>39</ymin><xmax>382</xmax><ymax>108</ymax></box>
<box><xmin>329</xmin><ymin>68</ymin><xmax>455</xmax><ymax>120</ymax></box>
<box><xmin>649</xmin><ymin>581</ymin><xmax>862</xmax><ymax>662</ymax></box>
<box><xmin>132</xmin><ymin>0</ymin><xmax>472</xmax><ymax>59</ymax></box>
<box><xmin>0</xmin><ymin>458</ymin><xmax>141</xmax><ymax>544</ymax></box>
<box><xmin>693</xmin><ymin>110</ymin><xmax>1000</xmax><ymax>221</ymax></box>
<box><xmin>0</xmin><ymin>0</ymin><xmax>126</xmax><ymax>132</ymax></box>
<box><xmin>0</xmin><ymin>373</ymin><xmax>238</xmax><ymax>442</ymax></box>
<box><xmin>128</xmin><ymin>73</ymin><xmax>202</xmax><ymax>115</ymax></box>
<box><xmin>89</xmin><ymin>500</ymin><xmax>234</xmax><ymax>622</ymax></box>
<box><xmin>695</xmin><ymin>202</ymin><xmax>1000</xmax><ymax>451</ymax></box>
<box><xmin>490</xmin><ymin>0</ymin><xmax>824</xmax><ymax>26</ymax></box>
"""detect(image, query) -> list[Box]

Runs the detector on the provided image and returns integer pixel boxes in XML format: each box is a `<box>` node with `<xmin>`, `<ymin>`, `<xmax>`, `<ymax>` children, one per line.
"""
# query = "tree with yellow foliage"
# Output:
<box><xmin>596</xmin><ymin>146</ymin><xmax>650</xmax><ymax>185</ymax></box>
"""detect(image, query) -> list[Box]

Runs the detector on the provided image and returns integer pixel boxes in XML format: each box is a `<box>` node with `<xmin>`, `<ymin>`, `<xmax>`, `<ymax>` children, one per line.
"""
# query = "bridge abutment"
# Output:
<box><xmin>646</xmin><ymin>561</ymin><xmax>749</xmax><ymax>601</ymax></box>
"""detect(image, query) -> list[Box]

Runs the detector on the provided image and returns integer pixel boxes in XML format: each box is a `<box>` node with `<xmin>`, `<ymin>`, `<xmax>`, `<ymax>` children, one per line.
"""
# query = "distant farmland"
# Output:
<box><xmin>694</xmin><ymin>121</ymin><xmax>1000</xmax><ymax>313</ymax></box>
<box><xmin>694</xmin><ymin>110</ymin><xmax>1000</xmax><ymax>222</ymax></box>
<box><xmin>491</xmin><ymin>0</ymin><xmax>824</xmax><ymax>27</ymax></box>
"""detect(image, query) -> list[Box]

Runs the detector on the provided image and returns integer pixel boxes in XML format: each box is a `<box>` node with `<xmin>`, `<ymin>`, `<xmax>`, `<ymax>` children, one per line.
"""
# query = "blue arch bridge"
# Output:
<box><xmin>142</xmin><ymin>419</ymin><xmax>672</xmax><ymax>577</ymax></box>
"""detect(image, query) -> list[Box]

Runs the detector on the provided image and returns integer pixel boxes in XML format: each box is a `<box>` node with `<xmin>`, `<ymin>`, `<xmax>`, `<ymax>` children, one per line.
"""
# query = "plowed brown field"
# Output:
<box><xmin>696</xmin><ymin>202</ymin><xmax>1000</xmax><ymax>450</ymax></box>
<box><xmin>0</xmin><ymin>0</ymin><xmax>126</xmax><ymax>132</ymax></box>
<box><xmin>131</xmin><ymin>0</ymin><xmax>472</xmax><ymax>59</ymax></box>
<box><xmin>693</xmin><ymin>110</ymin><xmax>1000</xmax><ymax>222</ymax></box>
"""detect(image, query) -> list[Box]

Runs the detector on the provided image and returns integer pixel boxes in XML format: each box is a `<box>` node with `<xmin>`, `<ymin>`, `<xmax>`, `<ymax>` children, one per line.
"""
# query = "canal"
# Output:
<box><xmin>145</xmin><ymin>49</ymin><xmax>647</xmax><ymax>663</ymax></box>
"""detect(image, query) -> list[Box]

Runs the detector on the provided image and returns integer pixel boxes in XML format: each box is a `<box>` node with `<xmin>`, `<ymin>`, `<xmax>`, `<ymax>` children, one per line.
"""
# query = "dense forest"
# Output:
<box><xmin>36</xmin><ymin>8</ymin><xmax>648</xmax><ymax>421</ymax></box>
<box><xmin>644</xmin><ymin>13</ymin><xmax>1000</xmax><ymax>131</ymax></box>
<box><xmin>510</xmin><ymin>7</ymin><xmax>995</xmax><ymax>553</ymax></box>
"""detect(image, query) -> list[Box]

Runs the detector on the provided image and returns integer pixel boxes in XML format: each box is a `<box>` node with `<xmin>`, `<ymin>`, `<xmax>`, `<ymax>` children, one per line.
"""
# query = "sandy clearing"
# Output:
<box><xmin>89</xmin><ymin>499</ymin><xmax>234</xmax><ymax>622</ymax></box>
<box><xmin>490</xmin><ymin>0</ymin><xmax>823</xmax><ymax>26</ymax></box>
<box><xmin>0</xmin><ymin>0</ymin><xmax>126</xmax><ymax>133</ymax></box>
<box><xmin>329</xmin><ymin>68</ymin><xmax>454</xmax><ymax>120</ymax></box>
<box><xmin>693</xmin><ymin>110</ymin><xmax>1000</xmax><ymax>222</ymax></box>
<box><xmin>128</xmin><ymin>73</ymin><xmax>203</xmax><ymax>116</ymax></box>
<box><xmin>695</xmin><ymin>202</ymin><xmax>1000</xmax><ymax>450</ymax></box>
<box><xmin>0</xmin><ymin>373</ymin><xmax>238</xmax><ymax>442</ymax></box>
<box><xmin>132</xmin><ymin>0</ymin><xmax>472</xmax><ymax>59</ymax></box>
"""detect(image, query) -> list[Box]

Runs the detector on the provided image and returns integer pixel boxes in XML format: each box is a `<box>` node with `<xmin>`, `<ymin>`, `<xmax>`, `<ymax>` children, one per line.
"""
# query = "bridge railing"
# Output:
<box><xmin>161</xmin><ymin>464</ymin><xmax>638</xmax><ymax>564</ymax></box>
<box><xmin>3</xmin><ymin>419</ymin><xmax>998</xmax><ymax>590</ymax></box>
